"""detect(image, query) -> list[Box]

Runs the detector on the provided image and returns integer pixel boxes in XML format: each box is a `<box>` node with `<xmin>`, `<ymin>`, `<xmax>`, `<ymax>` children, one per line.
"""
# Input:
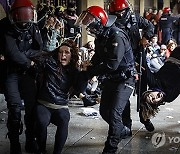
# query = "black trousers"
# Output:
<box><xmin>4</xmin><ymin>72</ymin><xmax>37</xmax><ymax>141</ymax></box>
<box><xmin>99</xmin><ymin>77</ymin><xmax>135</xmax><ymax>153</ymax></box>
<box><xmin>35</xmin><ymin>104</ymin><xmax>70</xmax><ymax>154</ymax></box>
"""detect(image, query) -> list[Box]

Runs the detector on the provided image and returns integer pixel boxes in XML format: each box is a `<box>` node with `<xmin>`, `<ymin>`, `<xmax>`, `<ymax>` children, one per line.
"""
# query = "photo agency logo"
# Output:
<box><xmin>151</xmin><ymin>132</ymin><xmax>180</xmax><ymax>148</ymax></box>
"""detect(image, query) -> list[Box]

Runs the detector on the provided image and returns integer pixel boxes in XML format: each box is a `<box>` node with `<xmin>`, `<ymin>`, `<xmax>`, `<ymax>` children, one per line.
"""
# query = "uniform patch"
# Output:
<box><xmin>112</xmin><ymin>42</ymin><xmax>118</xmax><ymax>46</ymax></box>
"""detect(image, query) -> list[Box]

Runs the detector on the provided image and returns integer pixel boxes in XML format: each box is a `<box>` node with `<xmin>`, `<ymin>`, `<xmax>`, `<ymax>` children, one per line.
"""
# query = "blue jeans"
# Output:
<box><xmin>100</xmin><ymin>77</ymin><xmax>135</xmax><ymax>153</ymax></box>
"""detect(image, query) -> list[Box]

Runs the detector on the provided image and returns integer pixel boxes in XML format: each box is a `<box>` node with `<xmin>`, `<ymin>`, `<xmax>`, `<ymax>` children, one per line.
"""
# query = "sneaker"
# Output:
<box><xmin>82</xmin><ymin>96</ymin><xmax>97</xmax><ymax>107</ymax></box>
<box><xmin>141</xmin><ymin>120</ymin><xmax>155</xmax><ymax>132</ymax></box>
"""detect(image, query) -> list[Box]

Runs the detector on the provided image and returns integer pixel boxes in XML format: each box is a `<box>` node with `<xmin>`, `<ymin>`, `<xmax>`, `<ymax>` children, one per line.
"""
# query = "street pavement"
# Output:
<box><xmin>0</xmin><ymin>93</ymin><xmax>180</xmax><ymax>154</ymax></box>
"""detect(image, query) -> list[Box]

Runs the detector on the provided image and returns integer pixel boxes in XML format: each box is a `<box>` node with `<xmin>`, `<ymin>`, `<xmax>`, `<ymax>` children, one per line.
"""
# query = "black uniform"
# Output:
<box><xmin>0</xmin><ymin>17</ymin><xmax>43</xmax><ymax>153</ymax></box>
<box><xmin>159</xmin><ymin>13</ymin><xmax>178</xmax><ymax>45</ymax></box>
<box><xmin>114</xmin><ymin>10</ymin><xmax>154</xmax><ymax>128</ymax></box>
<box><xmin>115</xmin><ymin>12</ymin><xmax>154</xmax><ymax>56</ymax></box>
<box><xmin>87</xmin><ymin>24</ymin><xmax>136</xmax><ymax>154</ymax></box>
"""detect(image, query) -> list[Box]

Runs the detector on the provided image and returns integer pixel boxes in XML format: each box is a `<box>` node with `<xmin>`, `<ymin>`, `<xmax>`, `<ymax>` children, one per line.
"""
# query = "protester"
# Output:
<box><xmin>140</xmin><ymin>46</ymin><xmax>180</xmax><ymax>122</ymax></box>
<box><xmin>34</xmin><ymin>39</ymin><xmax>83</xmax><ymax>154</ymax></box>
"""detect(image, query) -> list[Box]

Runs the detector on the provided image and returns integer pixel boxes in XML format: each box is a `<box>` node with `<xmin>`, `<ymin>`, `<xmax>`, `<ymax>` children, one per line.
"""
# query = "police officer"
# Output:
<box><xmin>159</xmin><ymin>7</ymin><xmax>178</xmax><ymax>45</ymax></box>
<box><xmin>0</xmin><ymin>0</ymin><xmax>43</xmax><ymax>153</ymax></box>
<box><xmin>109</xmin><ymin>0</ymin><xmax>155</xmax><ymax>132</ymax></box>
<box><xmin>75</xmin><ymin>6</ymin><xmax>136</xmax><ymax>154</ymax></box>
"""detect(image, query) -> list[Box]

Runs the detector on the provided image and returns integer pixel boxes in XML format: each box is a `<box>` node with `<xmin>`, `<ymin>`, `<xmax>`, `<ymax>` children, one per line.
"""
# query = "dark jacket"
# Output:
<box><xmin>37</xmin><ymin>56</ymin><xmax>80</xmax><ymax>105</ymax></box>
<box><xmin>87</xmin><ymin>25</ymin><xmax>135</xmax><ymax>78</ymax></box>
<box><xmin>159</xmin><ymin>13</ymin><xmax>178</xmax><ymax>30</ymax></box>
<box><xmin>154</xmin><ymin>46</ymin><xmax>180</xmax><ymax>102</ymax></box>
<box><xmin>1</xmin><ymin>17</ymin><xmax>43</xmax><ymax>72</ymax></box>
<box><xmin>115</xmin><ymin>12</ymin><xmax>154</xmax><ymax>52</ymax></box>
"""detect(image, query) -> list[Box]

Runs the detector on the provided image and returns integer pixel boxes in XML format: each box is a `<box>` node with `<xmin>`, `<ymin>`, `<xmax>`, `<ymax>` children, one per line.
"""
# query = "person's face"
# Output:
<box><xmin>88</xmin><ymin>41</ymin><xmax>95</xmax><ymax>50</ymax></box>
<box><xmin>151</xmin><ymin>37</ymin><xmax>158</xmax><ymax>43</ymax></box>
<box><xmin>47</xmin><ymin>16</ymin><xmax>55</xmax><ymax>26</ymax></box>
<box><xmin>58</xmin><ymin>46</ymin><xmax>71</xmax><ymax>66</ymax></box>
<box><xmin>145</xmin><ymin>91</ymin><xmax>164</xmax><ymax>104</ymax></box>
<box><xmin>170</xmin><ymin>44</ymin><xmax>176</xmax><ymax>51</ymax></box>
<box><xmin>160</xmin><ymin>48</ymin><xmax>166</xmax><ymax>54</ymax></box>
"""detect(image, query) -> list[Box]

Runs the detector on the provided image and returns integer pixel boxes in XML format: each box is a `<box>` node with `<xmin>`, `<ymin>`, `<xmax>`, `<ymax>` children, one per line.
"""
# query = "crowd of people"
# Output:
<box><xmin>0</xmin><ymin>0</ymin><xmax>180</xmax><ymax>154</ymax></box>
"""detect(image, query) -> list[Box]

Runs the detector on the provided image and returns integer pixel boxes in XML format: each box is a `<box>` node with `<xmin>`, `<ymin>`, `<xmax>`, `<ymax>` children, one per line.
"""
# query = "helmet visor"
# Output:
<box><xmin>75</xmin><ymin>11</ymin><xmax>95</xmax><ymax>27</ymax></box>
<box><xmin>10</xmin><ymin>7</ymin><xmax>35</xmax><ymax>23</ymax></box>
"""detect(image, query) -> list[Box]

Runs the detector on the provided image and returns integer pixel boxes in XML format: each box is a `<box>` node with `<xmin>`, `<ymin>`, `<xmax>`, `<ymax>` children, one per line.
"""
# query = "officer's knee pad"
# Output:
<box><xmin>8</xmin><ymin>107</ymin><xmax>21</xmax><ymax>121</ymax></box>
<box><xmin>7</xmin><ymin>107</ymin><xmax>21</xmax><ymax>129</ymax></box>
<box><xmin>7</xmin><ymin>107</ymin><xmax>23</xmax><ymax>134</ymax></box>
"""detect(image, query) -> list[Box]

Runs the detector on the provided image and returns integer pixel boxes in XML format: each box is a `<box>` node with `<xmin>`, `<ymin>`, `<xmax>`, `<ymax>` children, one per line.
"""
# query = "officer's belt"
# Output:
<box><xmin>106</xmin><ymin>69</ymin><xmax>134</xmax><ymax>81</ymax></box>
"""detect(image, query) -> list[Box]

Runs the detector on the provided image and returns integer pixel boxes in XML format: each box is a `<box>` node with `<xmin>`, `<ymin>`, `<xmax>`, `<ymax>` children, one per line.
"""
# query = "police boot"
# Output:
<box><xmin>7</xmin><ymin>120</ymin><xmax>22</xmax><ymax>154</ymax></box>
<box><xmin>35</xmin><ymin>150</ymin><xmax>47</xmax><ymax>154</ymax></box>
<box><xmin>141</xmin><ymin>119</ymin><xmax>155</xmax><ymax>132</ymax></box>
<box><xmin>120</xmin><ymin>126</ymin><xmax>131</xmax><ymax>139</ymax></box>
<box><xmin>25</xmin><ymin>130</ymin><xmax>39</xmax><ymax>153</ymax></box>
<box><xmin>122</xmin><ymin>124</ymin><xmax>132</xmax><ymax>139</ymax></box>
<box><xmin>10</xmin><ymin>142</ymin><xmax>22</xmax><ymax>154</ymax></box>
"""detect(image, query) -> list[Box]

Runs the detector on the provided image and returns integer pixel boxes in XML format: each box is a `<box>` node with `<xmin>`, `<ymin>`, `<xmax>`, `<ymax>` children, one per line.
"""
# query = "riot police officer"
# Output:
<box><xmin>159</xmin><ymin>7</ymin><xmax>178</xmax><ymax>45</ymax></box>
<box><xmin>109</xmin><ymin>0</ymin><xmax>155</xmax><ymax>132</ymax></box>
<box><xmin>75</xmin><ymin>6</ymin><xmax>136</xmax><ymax>154</ymax></box>
<box><xmin>0</xmin><ymin>0</ymin><xmax>43</xmax><ymax>153</ymax></box>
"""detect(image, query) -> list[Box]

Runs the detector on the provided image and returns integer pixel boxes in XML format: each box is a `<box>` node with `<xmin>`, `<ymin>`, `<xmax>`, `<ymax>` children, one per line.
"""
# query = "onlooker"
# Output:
<box><xmin>64</xmin><ymin>1</ymin><xmax>81</xmax><ymax>46</ymax></box>
<box><xmin>150</xmin><ymin>34</ymin><xmax>160</xmax><ymax>53</ymax></box>
<box><xmin>166</xmin><ymin>41</ymin><xmax>177</xmax><ymax>58</ymax></box>
<box><xmin>146</xmin><ymin>47</ymin><xmax>164</xmax><ymax>73</ymax></box>
<box><xmin>41</xmin><ymin>15</ymin><xmax>61</xmax><ymax>52</ymax></box>
<box><xmin>159</xmin><ymin>44</ymin><xmax>167</xmax><ymax>62</ymax></box>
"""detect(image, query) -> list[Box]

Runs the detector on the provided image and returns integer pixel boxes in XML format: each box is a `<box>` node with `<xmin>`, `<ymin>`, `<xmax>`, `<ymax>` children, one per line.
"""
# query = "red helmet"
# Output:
<box><xmin>163</xmin><ymin>7</ymin><xmax>171</xmax><ymax>14</ymax></box>
<box><xmin>75</xmin><ymin>6</ymin><xmax>108</xmax><ymax>27</ymax></box>
<box><xmin>75</xmin><ymin>6</ymin><xmax>111</xmax><ymax>35</ymax></box>
<box><xmin>9</xmin><ymin>0</ymin><xmax>37</xmax><ymax>24</ymax></box>
<box><xmin>109</xmin><ymin>0</ymin><xmax>129</xmax><ymax>13</ymax></box>
<box><xmin>86</xmin><ymin>6</ymin><xmax>108</xmax><ymax>26</ymax></box>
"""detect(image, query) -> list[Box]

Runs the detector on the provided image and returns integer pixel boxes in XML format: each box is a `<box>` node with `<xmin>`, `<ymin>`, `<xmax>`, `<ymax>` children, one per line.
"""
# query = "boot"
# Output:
<box><xmin>141</xmin><ymin>120</ymin><xmax>155</xmax><ymax>132</ymax></box>
<box><xmin>7</xmin><ymin>120</ymin><xmax>22</xmax><ymax>154</ymax></box>
<box><xmin>120</xmin><ymin>126</ymin><xmax>132</xmax><ymax>139</ymax></box>
<box><xmin>35</xmin><ymin>150</ymin><xmax>47</xmax><ymax>154</ymax></box>
<box><xmin>10</xmin><ymin>142</ymin><xmax>22</xmax><ymax>154</ymax></box>
<box><xmin>25</xmin><ymin>131</ymin><xmax>39</xmax><ymax>153</ymax></box>
<box><xmin>25</xmin><ymin>138</ymin><xmax>39</xmax><ymax>153</ymax></box>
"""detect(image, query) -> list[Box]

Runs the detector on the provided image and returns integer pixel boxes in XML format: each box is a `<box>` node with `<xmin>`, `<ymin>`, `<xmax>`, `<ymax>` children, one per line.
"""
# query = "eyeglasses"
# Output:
<box><xmin>161</xmin><ymin>49</ymin><xmax>166</xmax><ymax>50</ymax></box>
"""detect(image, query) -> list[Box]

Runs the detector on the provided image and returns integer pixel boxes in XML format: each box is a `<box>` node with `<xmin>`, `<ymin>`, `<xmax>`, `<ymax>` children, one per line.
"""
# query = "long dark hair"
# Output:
<box><xmin>54</xmin><ymin>39</ymin><xmax>79</xmax><ymax>69</ymax></box>
<box><xmin>140</xmin><ymin>90</ymin><xmax>163</xmax><ymax>120</ymax></box>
